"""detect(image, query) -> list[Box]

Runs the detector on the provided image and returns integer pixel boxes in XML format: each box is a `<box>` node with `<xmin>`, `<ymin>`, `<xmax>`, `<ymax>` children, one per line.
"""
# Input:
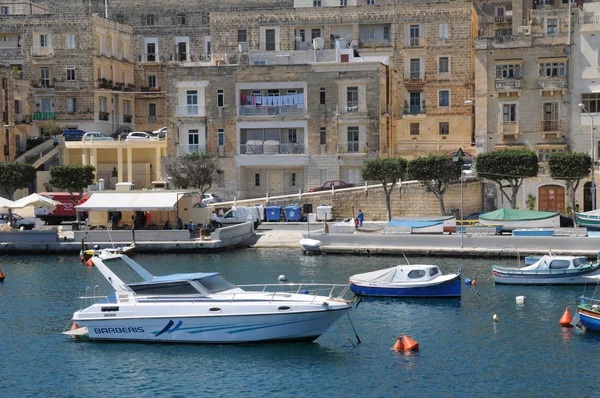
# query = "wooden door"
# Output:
<box><xmin>268</xmin><ymin>171</ymin><xmax>283</xmax><ymax>194</ymax></box>
<box><xmin>538</xmin><ymin>185</ymin><xmax>565</xmax><ymax>213</ymax></box>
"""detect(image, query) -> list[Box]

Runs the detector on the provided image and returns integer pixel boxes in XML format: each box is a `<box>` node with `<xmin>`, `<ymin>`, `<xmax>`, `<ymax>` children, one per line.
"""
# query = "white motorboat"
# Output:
<box><xmin>64</xmin><ymin>255</ymin><xmax>352</xmax><ymax>343</ymax></box>
<box><xmin>300</xmin><ymin>238</ymin><xmax>322</xmax><ymax>253</ymax></box>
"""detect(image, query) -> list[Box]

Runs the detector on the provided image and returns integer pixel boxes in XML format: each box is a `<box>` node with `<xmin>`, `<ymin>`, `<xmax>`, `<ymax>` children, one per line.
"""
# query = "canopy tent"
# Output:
<box><xmin>480</xmin><ymin>208</ymin><xmax>559</xmax><ymax>221</ymax></box>
<box><xmin>75</xmin><ymin>192</ymin><xmax>185</xmax><ymax>212</ymax></box>
<box><xmin>8</xmin><ymin>193</ymin><xmax>60</xmax><ymax>210</ymax></box>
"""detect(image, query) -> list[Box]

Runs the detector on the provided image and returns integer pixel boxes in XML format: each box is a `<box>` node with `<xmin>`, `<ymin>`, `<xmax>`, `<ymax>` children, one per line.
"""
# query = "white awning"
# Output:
<box><xmin>76</xmin><ymin>192</ymin><xmax>185</xmax><ymax>212</ymax></box>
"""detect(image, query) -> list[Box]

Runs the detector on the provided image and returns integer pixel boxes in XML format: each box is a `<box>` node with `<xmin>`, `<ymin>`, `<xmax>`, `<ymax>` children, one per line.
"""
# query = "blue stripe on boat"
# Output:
<box><xmin>349</xmin><ymin>275</ymin><xmax>461</xmax><ymax>298</ymax></box>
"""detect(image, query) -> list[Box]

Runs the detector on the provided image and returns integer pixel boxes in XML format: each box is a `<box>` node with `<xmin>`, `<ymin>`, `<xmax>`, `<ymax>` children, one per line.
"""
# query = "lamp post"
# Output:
<box><xmin>453</xmin><ymin>148</ymin><xmax>466</xmax><ymax>249</ymax></box>
<box><xmin>579</xmin><ymin>103</ymin><xmax>596</xmax><ymax>210</ymax></box>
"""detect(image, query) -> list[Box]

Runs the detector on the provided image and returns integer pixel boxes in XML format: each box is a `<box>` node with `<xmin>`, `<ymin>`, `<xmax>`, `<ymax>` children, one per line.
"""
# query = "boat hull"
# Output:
<box><xmin>349</xmin><ymin>275</ymin><xmax>461</xmax><ymax>298</ymax></box>
<box><xmin>493</xmin><ymin>266</ymin><xmax>600</xmax><ymax>285</ymax></box>
<box><xmin>73</xmin><ymin>307</ymin><xmax>350</xmax><ymax>344</ymax></box>
<box><xmin>578</xmin><ymin>305</ymin><xmax>600</xmax><ymax>331</ymax></box>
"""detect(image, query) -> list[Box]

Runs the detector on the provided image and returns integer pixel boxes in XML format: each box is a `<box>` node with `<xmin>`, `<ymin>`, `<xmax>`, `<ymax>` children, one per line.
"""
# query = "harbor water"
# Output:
<box><xmin>2</xmin><ymin>249</ymin><xmax>600</xmax><ymax>397</ymax></box>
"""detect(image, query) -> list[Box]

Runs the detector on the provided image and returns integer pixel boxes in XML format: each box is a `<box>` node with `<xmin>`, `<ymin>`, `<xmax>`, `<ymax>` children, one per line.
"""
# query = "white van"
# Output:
<box><xmin>218</xmin><ymin>207</ymin><xmax>262</xmax><ymax>229</ymax></box>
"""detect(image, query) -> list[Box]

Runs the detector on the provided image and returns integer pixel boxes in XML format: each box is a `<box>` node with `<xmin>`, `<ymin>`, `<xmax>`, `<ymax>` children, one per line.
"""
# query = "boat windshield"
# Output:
<box><xmin>129</xmin><ymin>281</ymin><xmax>201</xmax><ymax>295</ymax></box>
<box><xmin>574</xmin><ymin>258</ymin><xmax>582</xmax><ymax>267</ymax></box>
<box><xmin>195</xmin><ymin>275</ymin><xmax>237</xmax><ymax>293</ymax></box>
<box><xmin>549</xmin><ymin>260</ymin><xmax>570</xmax><ymax>270</ymax></box>
<box><xmin>408</xmin><ymin>270</ymin><xmax>426</xmax><ymax>279</ymax></box>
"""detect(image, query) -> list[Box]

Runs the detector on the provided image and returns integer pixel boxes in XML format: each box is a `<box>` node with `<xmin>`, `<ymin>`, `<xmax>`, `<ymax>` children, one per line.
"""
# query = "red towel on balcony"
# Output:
<box><xmin>241</xmin><ymin>94</ymin><xmax>247</xmax><ymax>104</ymax></box>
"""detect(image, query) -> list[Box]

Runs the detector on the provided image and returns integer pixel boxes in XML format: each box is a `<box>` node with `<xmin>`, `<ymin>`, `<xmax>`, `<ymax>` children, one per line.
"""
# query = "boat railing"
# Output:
<box><xmin>496</xmin><ymin>267</ymin><xmax>593</xmax><ymax>275</ymax></box>
<box><xmin>233</xmin><ymin>283</ymin><xmax>352</xmax><ymax>303</ymax></box>
<box><xmin>580</xmin><ymin>296</ymin><xmax>600</xmax><ymax>307</ymax></box>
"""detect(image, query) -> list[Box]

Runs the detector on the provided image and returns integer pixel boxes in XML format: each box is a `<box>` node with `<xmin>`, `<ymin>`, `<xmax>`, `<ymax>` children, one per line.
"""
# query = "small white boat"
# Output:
<box><xmin>300</xmin><ymin>238</ymin><xmax>322</xmax><ymax>253</ymax></box>
<box><xmin>349</xmin><ymin>264</ymin><xmax>461</xmax><ymax>297</ymax></box>
<box><xmin>81</xmin><ymin>243</ymin><xmax>136</xmax><ymax>262</ymax></box>
<box><xmin>493</xmin><ymin>254</ymin><xmax>600</xmax><ymax>285</ymax></box>
<box><xmin>480</xmin><ymin>209</ymin><xmax>559</xmax><ymax>231</ymax></box>
<box><xmin>64</xmin><ymin>255</ymin><xmax>352</xmax><ymax>343</ymax></box>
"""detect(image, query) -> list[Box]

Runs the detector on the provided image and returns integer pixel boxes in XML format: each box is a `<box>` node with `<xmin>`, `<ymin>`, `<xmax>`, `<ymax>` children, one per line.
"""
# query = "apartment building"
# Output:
<box><xmin>474</xmin><ymin>0</ymin><xmax>571</xmax><ymax>212</ymax></box>
<box><xmin>166</xmin><ymin>52</ymin><xmax>391</xmax><ymax>198</ymax></box>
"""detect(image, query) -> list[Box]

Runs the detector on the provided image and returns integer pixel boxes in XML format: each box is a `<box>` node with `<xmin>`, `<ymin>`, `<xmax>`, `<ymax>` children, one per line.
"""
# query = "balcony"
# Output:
<box><xmin>148</xmin><ymin>115</ymin><xmax>157</xmax><ymax>123</ymax></box>
<box><xmin>495</xmin><ymin>79</ymin><xmax>522</xmax><ymax>91</ymax></box>
<box><xmin>32</xmin><ymin>46</ymin><xmax>54</xmax><ymax>57</ymax></box>
<box><xmin>98</xmin><ymin>111</ymin><xmax>109</xmax><ymax>121</ymax></box>
<box><xmin>494</xmin><ymin>15</ymin><xmax>512</xmax><ymax>23</ymax></box>
<box><xmin>501</xmin><ymin>121</ymin><xmax>519</xmax><ymax>138</ymax></box>
<box><xmin>403</xmin><ymin>73</ymin><xmax>426</xmax><ymax>86</ymax></box>
<box><xmin>0</xmin><ymin>47</ymin><xmax>22</xmax><ymax>59</ymax></box>
<box><xmin>403</xmin><ymin>104</ymin><xmax>426</xmax><ymax>116</ymax></box>
<box><xmin>14</xmin><ymin>114</ymin><xmax>30</xmax><ymax>124</ymax></box>
<box><xmin>97</xmin><ymin>78</ymin><xmax>112</xmax><ymax>89</ymax></box>
<box><xmin>31</xmin><ymin>112</ymin><xmax>55</xmax><ymax>121</ymax></box>
<box><xmin>541</xmin><ymin>120</ymin><xmax>562</xmax><ymax>139</ymax></box>
<box><xmin>358</xmin><ymin>38</ymin><xmax>391</xmax><ymax>49</ymax></box>
<box><xmin>238</xmin><ymin>105</ymin><xmax>304</xmax><ymax>117</ymax></box>
<box><xmin>177</xmin><ymin>144</ymin><xmax>207</xmax><ymax>155</ymax></box>
<box><xmin>176</xmin><ymin>105</ymin><xmax>206</xmax><ymax>117</ymax></box>
<box><xmin>138</xmin><ymin>53</ymin><xmax>160</xmax><ymax>63</ymax></box>
<box><xmin>336</xmin><ymin>142</ymin><xmax>368</xmax><ymax>154</ymax></box>
<box><xmin>141</xmin><ymin>86</ymin><xmax>161</xmax><ymax>93</ymax></box>
<box><xmin>345</xmin><ymin>102</ymin><xmax>359</xmax><ymax>113</ymax></box>
<box><xmin>538</xmin><ymin>77</ymin><xmax>567</xmax><ymax>92</ymax></box>
<box><xmin>239</xmin><ymin>142</ymin><xmax>305</xmax><ymax>155</ymax></box>
<box><xmin>407</xmin><ymin>37</ymin><xmax>422</xmax><ymax>48</ymax></box>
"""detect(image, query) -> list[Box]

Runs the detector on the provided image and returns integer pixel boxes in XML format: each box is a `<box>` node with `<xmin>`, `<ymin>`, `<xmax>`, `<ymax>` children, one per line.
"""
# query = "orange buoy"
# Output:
<box><xmin>86</xmin><ymin>259</ymin><xmax>94</xmax><ymax>267</ymax></box>
<box><xmin>391</xmin><ymin>336</ymin><xmax>404</xmax><ymax>351</ymax></box>
<box><xmin>560</xmin><ymin>307</ymin><xmax>573</xmax><ymax>327</ymax></box>
<box><xmin>402</xmin><ymin>334</ymin><xmax>419</xmax><ymax>351</ymax></box>
<box><xmin>0</xmin><ymin>268</ymin><xmax>5</xmax><ymax>282</ymax></box>
<box><xmin>471</xmin><ymin>277</ymin><xmax>476</xmax><ymax>286</ymax></box>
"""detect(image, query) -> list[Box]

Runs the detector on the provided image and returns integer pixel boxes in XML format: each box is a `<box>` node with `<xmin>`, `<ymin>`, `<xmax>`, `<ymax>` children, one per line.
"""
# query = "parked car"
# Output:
<box><xmin>0</xmin><ymin>213</ymin><xmax>36</xmax><ymax>230</ymax></box>
<box><xmin>62</xmin><ymin>129</ymin><xmax>86</xmax><ymax>141</ymax></box>
<box><xmin>126</xmin><ymin>131</ymin><xmax>158</xmax><ymax>141</ymax></box>
<box><xmin>202</xmin><ymin>193</ymin><xmax>222</xmax><ymax>204</ymax></box>
<box><xmin>82</xmin><ymin>132</ymin><xmax>114</xmax><ymax>142</ymax></box>
<box><xmin>218</xmin><ymin>207</ymin><xmax>262</xmax><ymax>229</ymax></box>
<box><xmin>152</xmin><ymin>127</ymin><xmax>167</xmax><ymax>139</ymax></box>
<box><xmin>307</xmin><ymin>180</ymin><xmax>355</xmax><ymax>193</ymax></box>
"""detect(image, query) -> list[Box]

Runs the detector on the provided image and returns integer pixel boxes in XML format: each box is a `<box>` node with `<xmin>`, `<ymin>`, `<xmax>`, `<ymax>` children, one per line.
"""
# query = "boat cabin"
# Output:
<box><xmin>531</xmin><ymin>256</ymin><xmax>589</xmax><ymax>271</ymax></box>
<box><xmin>126</xmin><ymin>273</ymin><xmax>243</xmax><ymax>296</ymax></box>
<box><xmin>351</xmin><ymin>265</ymin><xmax>444</xmax><ymax>284</ymax></box>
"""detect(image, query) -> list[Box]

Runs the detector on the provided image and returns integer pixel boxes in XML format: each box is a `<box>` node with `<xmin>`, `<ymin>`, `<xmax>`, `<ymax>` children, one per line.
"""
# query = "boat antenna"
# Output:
<box><xmin>402</xmin><ymin>252</ymin><xmax>411</xmax><ymax>265</ymax></box>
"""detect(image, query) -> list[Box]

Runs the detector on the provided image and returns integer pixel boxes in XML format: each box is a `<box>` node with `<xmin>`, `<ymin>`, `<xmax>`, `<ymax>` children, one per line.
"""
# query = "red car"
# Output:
<box><xmin>307</xmin><ymin>180</ymin><xmax>355</xmax><ymax>192</ymax></box>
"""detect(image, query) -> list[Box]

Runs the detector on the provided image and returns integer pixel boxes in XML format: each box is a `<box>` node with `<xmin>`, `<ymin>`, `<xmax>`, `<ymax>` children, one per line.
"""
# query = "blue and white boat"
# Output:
<box><xmin>493</xmin><ymin>254</ymin><xmax>600</xmax><ymax>285</ymax></box>
<box><xmin>349</xmin><ymin>265</ymin><xmax>461</xmax><ymax>298</ymax></box>
<box><xmin>577</xmin><ymin>296</ymin><xmax>600</xmax><ymax>332</ymax></box>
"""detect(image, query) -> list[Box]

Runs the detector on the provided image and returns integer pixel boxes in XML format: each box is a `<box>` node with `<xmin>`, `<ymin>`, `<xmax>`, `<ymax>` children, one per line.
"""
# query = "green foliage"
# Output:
<box><xmin>407</xmin><ymin>155</ymin><xmax>460</xmax><ymax>216</ymax></box>
<box><xmin>41</xmin><ymin>120</ymin><xmax>64</xmax><ymax>137</ymax></box>
<box><xmin>49</xmin><ymin>165</ymin><xmax>95</xmax><ymax>203</ymax></box>
<box><xmin>526</xmin><ymin>194</ymin><xmax>536</xmax><ymax>211</ymax></box>
<box><xmin>548</xmin><ymin>152</ymin><xmax>591</xmax><ymax>180</ymax></box>
<box><xmin>0</xmin><ymin>162</ymin><xmax>36</xmax><ymax>200</ymax></box>
<box><xmin>361</xmin><ymin>157</ymin><xmax>407</xmax><ymax>185</ymax></box>
<box><xmin>161</xmin><ymin>153</ymin><xmax>223</xmax><ymax>197</ymax></box>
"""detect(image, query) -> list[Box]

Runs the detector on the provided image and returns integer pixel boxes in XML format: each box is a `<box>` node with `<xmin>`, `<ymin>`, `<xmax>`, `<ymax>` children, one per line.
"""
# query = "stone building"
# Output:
<box><xmin>166</xmin><ymin>52</ymin><xmax>392</xmax><ymax>199</ymax></box>
<box><xmin>474</xmin><ymin>0</ymin><xmax>571</xmax><ymax>212</ymax></box>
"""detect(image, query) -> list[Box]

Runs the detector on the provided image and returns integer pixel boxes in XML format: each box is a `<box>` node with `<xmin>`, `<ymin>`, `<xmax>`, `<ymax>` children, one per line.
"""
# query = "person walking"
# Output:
<box><xmin>357</xmin><ymin>209</ymin><xmax>364</xmax><ymax>228</ymax></box>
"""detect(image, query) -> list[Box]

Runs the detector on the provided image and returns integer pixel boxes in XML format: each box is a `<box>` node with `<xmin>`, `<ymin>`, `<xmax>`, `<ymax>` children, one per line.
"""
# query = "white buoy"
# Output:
<box><xmin>493</xmin><ymin>314</ymin><xmax>499</xmax><ymax>322</ymax></box>
<box><xmin>278</xmin><ymin>275</ymin><xmax>288</xmax><ymax>282</ymax></box>
<box><xmin>516</xmin><ymin>296</ymin><xmax>525</xmax><ymax>304</ymax></box>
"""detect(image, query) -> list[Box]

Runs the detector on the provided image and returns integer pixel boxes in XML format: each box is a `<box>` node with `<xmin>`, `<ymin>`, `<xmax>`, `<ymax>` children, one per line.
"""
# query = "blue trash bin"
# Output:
<box><xmin>284</xmin><ymin>205</ymin><xmax>302</xmax><ymax>222</ymax></box>
<box><xmin>266</xmin><ymin>206</ymin><xmax>281</xmax><ymax>222</ymax></box>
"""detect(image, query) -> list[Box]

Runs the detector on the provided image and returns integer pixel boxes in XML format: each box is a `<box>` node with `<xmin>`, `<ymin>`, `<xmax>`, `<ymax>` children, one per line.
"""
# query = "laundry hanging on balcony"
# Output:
<box><xmin>243</xmin><ymin>93</ymin><xmax>304</xmax><ymax>106</ymax></box>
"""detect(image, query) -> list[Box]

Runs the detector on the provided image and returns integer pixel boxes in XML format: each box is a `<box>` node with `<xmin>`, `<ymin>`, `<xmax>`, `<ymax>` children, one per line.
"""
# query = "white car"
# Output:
<box><xmin>152</xmin><ymin>127</ymin><xmax>167</xmax><ymax>139</ymax></box>
<box><xmin>202</xmin><ymin>193</ymin><xmax>222</xmax><ymax>204</ymax></box>
<box><xmin>82</xmin><ymin>132</ymin><xmax>114</xmax><ymax>141</ymax></box>
<box><xmin>0</xmin><ymin>213</ymin><xmax>36</xmax><ymax>230</ymax></box>
<box><xmin>126</xmin><ymin>131</ymin><xmax>158</xmax><ymax>141</ymax></box>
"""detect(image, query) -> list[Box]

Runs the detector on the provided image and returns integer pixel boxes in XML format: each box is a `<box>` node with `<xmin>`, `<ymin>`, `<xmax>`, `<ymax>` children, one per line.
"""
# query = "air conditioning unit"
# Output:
<box><xmin>518</xmin><ymin>26</ymin><xmax>531</xmax><ymax>35</ymax></box>
<box><xmin>312</xmin><ymin>37</ymin><xmax>324</xmax><ymax>50</ymax></box>
<box><xmin>238</xmin><ymin>42</ymin><xmax>248</xmax><ymax>52</ymax></box>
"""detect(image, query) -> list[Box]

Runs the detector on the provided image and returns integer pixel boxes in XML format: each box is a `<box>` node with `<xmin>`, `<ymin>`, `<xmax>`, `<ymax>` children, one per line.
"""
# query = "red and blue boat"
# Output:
<box><xmin>349</xmin><ymin>264</ymin><xmax>461</xmax><ymax>298</ymax></box>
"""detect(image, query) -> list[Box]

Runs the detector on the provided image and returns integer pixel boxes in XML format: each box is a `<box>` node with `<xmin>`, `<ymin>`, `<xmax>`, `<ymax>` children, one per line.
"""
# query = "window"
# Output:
<box><xmin>438</xmin><ymin>90</ymin><xmax>450</xmax><ymax>108</ymax></box>
<box><xmin>115</xmin><ymin>14</ymin><xmax>125</xmax><ymax>24</ymax></box>
<box><xmin>40</xmin><ymin>67</ymin><xmax>50</xmax><ymax>87</ymax></box>
<box><xmin>503</xmin><ymin>104</ymin><xmax>516</xmax><ymax>122</ymax></box>
<box><xmin>177</xmin><ymin>42</ymin><xmax>187</xmax><ymax>61</ymax></box>
<box><xmin>408</xmin><ymin>270</ymin><xmax>426</xmax><ymax>279</ymax></box>
<box><xmin>538</xmin><ymin>62</ymin><xmax>566</xmax><ymax>77</ymax></box>
<box><xmin>265</xmin><ymin>29</ymin><xmax>276</xmax><ymax>51</ymax></box>
<box><xmin>99</xmin><ymin>96</ymin><xmax>108</xmax><ymax>112</ymax></box>
<box><xmin>313</xmin><ymin>0</ymin><xmax>322</xmax><ymax>6</ymax></box>
<box><xmin>66</xmin><ymin>66</ymin><xmax>76</xmax><ymax>81</ymax></box>
<box><xmin>146</xmin><ymin>15</ymin><xmax>155</xmax><ymax>26</ymax></box>
<box><xmin>539</xmin><ymin>0</ymin><xmax>551</xmax><ymax>5</ymax></box>
<box><xmin>177</xmin><ymin>13</ymin><xmax>186</xmax><ymax>25</ymax></box>
<box><xmin>547</xmin><ymin>18</ymin><xmax>558</xmax><ymax>34</ymax></box>
<box><xmin>367</xmin><ymin>0</ymin><xmax>375</xmax><ymax>4</ymax></box>
<box><xmin>146</xmin><ymin>42</ymin><xmax>156</xmax><ymax>61</ymax></box>
<box><xmin>66</xmin><ymin>34</ymin><xmax>75</xmax><ymax>49</ymax></box>
<box><xmin>408</xmin><ymin>91</ymin><xmax>423</xmax><ymax>114</ymax></box>
<box><xmin>148</xmin><ymin>75</ymin><xmax>157</xmax><ymax>88</ymax></box>
<box><xmin>123</xmin><ymin>100</ymin><xmax>131</xmax><ymax>117</ymax></box>
<box><xmin>311</xmin><ymin>29</ymin><xmax>321</xmax><ymax>40</ymax></box>
<box><xmin>383</xmin><ymin>26</ymin><xmax>390</xmax><ymax>40</ymax></box>
<box><xmin>238</xmin><ymin>29</ymin><xmax>247</xmax><ymax>44</ymax></box>
<box><xmin>0</xmin><ymin>7</ymin><xmax>8</xmax><ymax>15</ymax></box>
<box><xmin>409</xmin><ymin>25</ymin><xmax>420</xmax><ymax>47</ymax></box>
<box><xmin>439</xmin><ymin>24</ymin><xmax>449</xmax><ymax>40</ymax></box>
<box><xmin>67</xmin><ymin>98</ymin><xmax>76</xmax><ymax>113</ymax></box>
<box><xmin>347</xmin><ymin>127</ymin><xmax>359</xmax><ymax>152</ymax></box>
<box><xmin>148</xmin><ymin>103</ymin><xmax>156</xmax><ymax>123</ymax></box>
<box><xmin>188</xmin><ymin>130</ymin><xmax>199</xmax><ymax>148</ymax></box>
<box><xmin>320</xmin><ymin>127</ymin><xmax>326</xmax><ymax>145</ymax></box>
<box><xmin>255</xmin><ymin>173</ymin><xmax>260</xmax><ymax>187</ymax></box>
<box><xmin>542</xmin><ymin>102</ymin><xmax>559</xmax><ymax>131</ymax></box>
<box><xmin>217</xmin><ymin>89</ymin><xmax>224</xmax><ymax>108</ymax></box>
<box><xmin>320</xmin><ymin>88</ymin><xmax>326</xmax><ymax>105</ymax></box>
<box><xmin>582</xmin><ymin>93</ymin><xmax>600</xmax><ymax>113</ymax></box>
<box><xmin>347</xmin><ymin>86</ymin><xmax>358</xmax><ymax>112</ymax></box>
<box><xmin>549</xmin><ymin>260</ymin><xmax>570</xmax><ymax>270</ymax></box>
<box><xmin>410</xmin><ymin>123</ymin><xmax>420</xmax><ymax>136</ymax></box>
<box><xmin>438</xmin><ymin>56</ymin><xmax>449</xmax><ymax>74</ymax></box>
<box><xmin>538</xmin><ymin>148</ymin><xmax>563</xmax><ymax>162</ymax></box>
<box><xmin>430</xmin><ymin>267</ymin><xmax>439</xmax><ymax>277</ymax></box>
<box><xmin>292</xmin><ymin>173</ymin><xmax>296</xmax><ymax>186</ymax></box>
<box><xmin>340</xmin><ymin>0</ymin><xmax>347</xmax><ymax>6</ymax></box>
<box><xmin>495</xmin><ymin>64</ymin><xmax>522</xmax><ymax>79</ymax></box>
<box><xmin>218</xmin><ymin>128</ymin><xmax>224</xmax><ymax>147</ymax></box>
<box><xmin>14</xmin><ymin>100</ymin><xmax>21</xmax><ymax>115</ymax></box>
<box><xmin>40</xmin><ymin>34</ymin><xmax>48</xmax><ymax>47</ymax></box>
<box><xmin>439</xmin><ymin>122</ymin><xmax>449</xmax><ymax>135</ymax></box>
<box><xmin>496</xmin><ymin>6</ymin><xmax>505</xmax><ymax>18</ymax></box>
<box><xmin>288</xmin><ymin>129</ymin><xmax>297</xmax><ymax>143</ymax></box>
<box><xmin>409</xmin><ymin>58</ymin><xmax>421</xmax><ymax>79</ymax></box>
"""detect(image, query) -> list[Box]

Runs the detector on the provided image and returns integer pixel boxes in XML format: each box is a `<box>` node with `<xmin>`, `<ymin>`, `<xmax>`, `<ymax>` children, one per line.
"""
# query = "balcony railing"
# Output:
<box><xmin>32</xmin><ymin>46</ymin><xmax>53</xmax><ymax>57</ymax></box>
<box><xmin>403</xmin><ymin>105</ymin><xmax>426</xmax><ymax>115</ymax></box>
<box><xmin>239</xmin><ymin>105</ymin><xmax>304</xmax><ymax>117</ymax></box>
<box><xmin>141</xmin><ymin>86</ymin><xmax>161</xmax><ymax>93</ymax></box>
<box><xmin>176</xmin><ymin>105</ymin><xmax>206</xmax><ymax>117</ymax></box>
<box><xmin>538</xmin><ymin>77</ymin><xmax>567</xmax><ymax>90</ymax></box>
<box><xmin>408</xmin><ymin>37</ymin><xmax>421</xmax><ymax>47</ymax></box>
<box><xmin>501</xmin><ymin>121</ymin><xmax>518</xmax><ymax>134</ymax></box>
<box><xmin>336</xmin><ymin>142</ymin><xmax>368</xmax><ymax>154</ymax></box>
<box><xmin>31</xmin><ymin>112</ymin><xmax>55</xmax><ymax>120</ymax></box>
<box><xmin>0</xmin><ymin>47</ymin><xmax>22</xmax><ymax>58</ymax></box>
<box><xmin>358</xmin><ymin>38</ymin><xmax>391</xmax><ymax>48</ymax></box>
<box><xmin>346</xmin><ymin>102</ymin><xmax>359</xmax><ymax>112</ymax></box>
<box><xmin>98</xmin><ymin>111</ymin><xmax>109</xmax><ymax>121</ymax></box>
<box><xmin>404</xmin><ymin>73</ymin><xmax>426</xmax><ymax>84</ymax></box>
<box><xmin>139</xmin><ymin>53</ymin><xmax>159</xmax><ymax>62</ymax></box>
<box><xmin>541</xmin><ymin>120</ymin><xmax>560</xmax><ymax>132</ymax></box>
<box><xmin>14</xmin><ymin>114</ymin><xmax>30</xmax><ymax>124</ymax></box>
<box><xmin>494</xmin><ymin>15</ymin><xmax>512</xmax><ymax>23</ymax></box>
<box><xmin>495</xmin><ymin>79</ymin><xmax>522</xmax><ymax>91</ymax></box>
<box><xmin>177</xmin><ymin>144</ymin><xmax>207</xmax><ymax>155</ymax></box>
<box><xmin>239</xmin><ymin>142</ymin><xmax>305</xmax><ymax>155</ymax></box>
<box><xmin>295</xmin><ymin>41</ymin><xmax>311</xmax><ymax>51</ymax></box>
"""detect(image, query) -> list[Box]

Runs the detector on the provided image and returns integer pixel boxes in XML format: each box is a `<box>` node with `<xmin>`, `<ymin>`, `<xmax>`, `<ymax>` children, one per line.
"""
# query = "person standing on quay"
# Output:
<box><xmin>357</xmin><ymin>209</ymin><xmax>364</xmax><ymax>228</ymax></box>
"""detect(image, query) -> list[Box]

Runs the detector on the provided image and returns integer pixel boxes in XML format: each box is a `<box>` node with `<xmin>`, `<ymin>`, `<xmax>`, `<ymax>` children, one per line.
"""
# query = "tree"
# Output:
<box><xmin>548</xmin><ymin>151</ymin><xmax>591</xmax><ymax>225</ymax></box>
<box><xmin>407</xmin><ymin>155</ymin><xmax>460</xmax><ymax>216</ymax></box>
<box><xmin>49</xmin><ymin>165</ymin><xmax>95</xmax><ymax>221</ymax></box>
<box><xmin>0</xmin><ymin>162</ymin><xmax>36</xmax><ymax>200</ymax></box>
<box><xmin>41</xmin><ymin>120</ymin><xmax>64</xmax><ymax>137</ymax></box>
<box><xmin>361</xmin><ymin>157</ymin><xmax>407</xmax><ymax>221</ymax></box>
<box><xmin>162</xmin><ymin>153</ymin><xmax>223</xmax><ymax>198</ymax></box>
<box><xmin>475</xmin><ymin>150</ymin><xmax>539</xmax><ymax>209</ymax></box>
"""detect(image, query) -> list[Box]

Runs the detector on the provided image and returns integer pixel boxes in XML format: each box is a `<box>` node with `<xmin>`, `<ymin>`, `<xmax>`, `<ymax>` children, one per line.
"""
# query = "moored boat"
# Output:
<box><xmin>64</xmin><ymin>255</ymin><xmax>352</xmax><ymax>343</ymax></box>
<box><xmin>480</xmin><ymin>208</ymin><xmax>560</xmax><ymax>232</ymax></box>
<box><xmin>576</xmin><ymin>210</ymin><xmax>600</xmax><ymax>230</ymax></box>
<box><xmin>492</xmin><ymin>254</ymin><xmax>600</xmax><ymax>285</ymax></box>
<box><xmin>349</xmin><ymin>264</ymin><xmax>461</xmax><ymax>297</ymax></box>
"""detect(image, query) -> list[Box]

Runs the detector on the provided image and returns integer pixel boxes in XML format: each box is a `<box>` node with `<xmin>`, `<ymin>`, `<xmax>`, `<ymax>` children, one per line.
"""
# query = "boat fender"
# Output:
<box><xmin>493</xmin><ymin>314</ymin><xmax>499</xmax><ymax>322</ymax></box>
<box><xmin>86</xmin><ymin>259</ymin><xmax>94</xmax><ymax>267</ymax></box>
<box><xmin>471</xmin><ymin>278</ymin><xmax>476</xmax><ymax>286</ymax></box>
<box><xmin>559</xmin><ymin>307</ymin><xmax>573</xmax><ymax>327</ymax></box>
<box><xmin>278</xmin><ymin>275</ymin><xmax>288</xmax><ymax>282</ymax></box>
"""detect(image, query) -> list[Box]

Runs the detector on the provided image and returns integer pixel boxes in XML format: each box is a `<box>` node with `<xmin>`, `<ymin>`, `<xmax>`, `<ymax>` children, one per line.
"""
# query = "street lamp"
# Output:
<box><xmin>453</xmin><ymin>148</ymin><xmax>466</xmax><ymax>249</ymax></box>
<box><xmin>579</xmin><ymin>103</ymin><xmax>596</xmax><ymax>210</ymax></box>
